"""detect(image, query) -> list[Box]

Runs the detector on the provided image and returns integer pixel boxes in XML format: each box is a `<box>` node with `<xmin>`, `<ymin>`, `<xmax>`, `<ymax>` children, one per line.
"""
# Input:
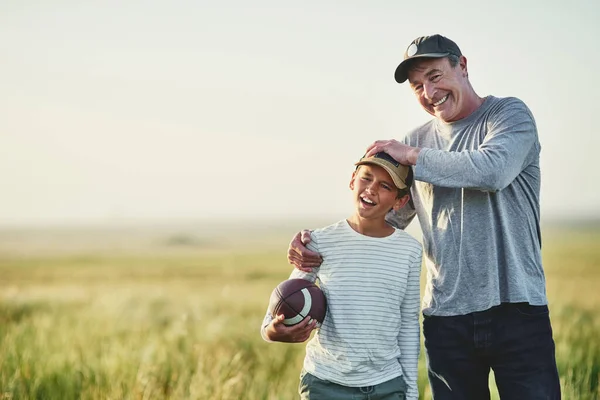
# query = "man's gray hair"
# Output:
<box><xmin>447</xmin><ymin>54</ymin><xmax>460</xmax><ymax>68</ymax></box>
<box><xmin>406</xmin><ymin>54</ymin><xmax>461</xmax><ymax>74</ymax></box>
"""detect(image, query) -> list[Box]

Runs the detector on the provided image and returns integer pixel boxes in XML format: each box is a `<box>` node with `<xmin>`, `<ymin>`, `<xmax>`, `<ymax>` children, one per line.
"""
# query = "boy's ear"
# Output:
<box><xmin>349</xmin><ymin>171</ymin><xmax>357</xmax><ymax>190</ymax></box>
<box><xmin>392</xmin><ymin>194</ymin><xmax>410</xmax><ymax>211</ymax></box>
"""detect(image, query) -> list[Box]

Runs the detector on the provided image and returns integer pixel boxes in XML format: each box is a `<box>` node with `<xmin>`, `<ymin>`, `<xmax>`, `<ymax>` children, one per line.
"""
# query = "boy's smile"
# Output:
<box><xmin>359</xmin><ymin>193</ymin><xmax>377</xmax><ymax>207</ymax></box>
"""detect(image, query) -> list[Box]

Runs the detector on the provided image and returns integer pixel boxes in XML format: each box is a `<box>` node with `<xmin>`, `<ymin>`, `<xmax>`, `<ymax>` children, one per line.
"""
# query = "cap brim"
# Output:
<box><xmin>355</xmin><ymin>160</ymin><xmax>407</xmax><ymax>190</ymax></box>
<box><xmin>394</xmin><ymin>52</ymin><xmax>450</xmax><ymax>83</ymax></box>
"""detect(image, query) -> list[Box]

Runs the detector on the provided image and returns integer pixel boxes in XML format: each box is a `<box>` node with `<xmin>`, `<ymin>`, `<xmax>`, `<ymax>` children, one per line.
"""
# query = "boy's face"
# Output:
<box><xmin>350</xmin><ymin>164</ymin><xmax>409</xmax><ymax>220</ymax></box>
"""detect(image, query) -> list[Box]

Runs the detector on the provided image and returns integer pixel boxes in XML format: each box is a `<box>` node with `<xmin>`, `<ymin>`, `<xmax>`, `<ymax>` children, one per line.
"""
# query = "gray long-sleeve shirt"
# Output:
<box><xmin>386</xmin><ymin>95</ymin><xmax>547</xmax><ymax>316</ymax></box>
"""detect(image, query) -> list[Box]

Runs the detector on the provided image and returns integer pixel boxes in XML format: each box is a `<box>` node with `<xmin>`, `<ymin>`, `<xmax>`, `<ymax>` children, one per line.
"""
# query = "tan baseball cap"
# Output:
<box><xmin>354</xmin><ymin>152</ymin><xmax>409</xmax><ymax>190</ymax></box>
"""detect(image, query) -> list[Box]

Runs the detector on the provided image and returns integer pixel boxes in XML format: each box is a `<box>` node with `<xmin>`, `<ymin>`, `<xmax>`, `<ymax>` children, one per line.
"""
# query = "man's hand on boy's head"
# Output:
<box><xmin>365</xmin><ymin>139</ymin><xmax>421</xmax><ymax>166</ymax></box>
<box><xmin>264</xmin><ymin>314</ymin><xmax>317</xmax><ymax>343</ymax></box>
<box><xmin>287</xmin><ymin>230</ymin><xmax>322</xmax><ymax>272</ymax></box>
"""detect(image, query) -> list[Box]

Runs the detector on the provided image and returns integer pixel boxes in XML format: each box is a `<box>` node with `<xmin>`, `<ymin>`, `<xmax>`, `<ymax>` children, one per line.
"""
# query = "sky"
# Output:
<box><xmin>1</xmin><ymin>0</ymin><xmax>599</xmax><ymax>226</ymax></box>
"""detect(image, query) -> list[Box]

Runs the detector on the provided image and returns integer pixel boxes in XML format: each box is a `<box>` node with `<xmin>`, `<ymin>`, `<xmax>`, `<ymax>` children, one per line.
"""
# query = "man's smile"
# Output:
<box><xmin>432</xmin><ymin>94</ymin><xmax>449</xmax><ymax>107</ymax></box>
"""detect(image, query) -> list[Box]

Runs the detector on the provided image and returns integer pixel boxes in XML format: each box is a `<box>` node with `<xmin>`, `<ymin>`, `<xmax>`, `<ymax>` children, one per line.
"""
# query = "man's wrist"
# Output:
<box><xmin>408</xmin><ymin>147</ymin><xmax>421</xmax><ymax>165</ymax></box>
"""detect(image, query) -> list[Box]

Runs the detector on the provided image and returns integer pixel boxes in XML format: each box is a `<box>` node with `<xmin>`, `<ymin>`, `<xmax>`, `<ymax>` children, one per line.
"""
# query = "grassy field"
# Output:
<box><xmin>0</xmin><ymin>221</ymin><xmax>598</xmax><ymax>399</ymax></box>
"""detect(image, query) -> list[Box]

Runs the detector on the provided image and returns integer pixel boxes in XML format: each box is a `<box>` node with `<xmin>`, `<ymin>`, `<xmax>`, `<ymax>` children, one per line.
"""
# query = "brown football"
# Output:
<box><xmin>268</xmin><ymin>278</ymin><xmax>327</xmax><ymax>326</ymax></box>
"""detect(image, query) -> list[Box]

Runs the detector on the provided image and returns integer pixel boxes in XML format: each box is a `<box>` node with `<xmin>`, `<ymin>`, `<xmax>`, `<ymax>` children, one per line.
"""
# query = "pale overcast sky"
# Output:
<box><xmin>1</xmin><ymin>0</ymin><xmax>598</xmax><ymax>226</ymax></box>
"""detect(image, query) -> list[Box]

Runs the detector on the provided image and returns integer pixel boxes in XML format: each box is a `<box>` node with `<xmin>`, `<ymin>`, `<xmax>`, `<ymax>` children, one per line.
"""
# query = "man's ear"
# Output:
<box><xmin>392</xmin><ymin>194</ymin><xmax>410</xmax><ymax>211</ymax></box>
<box><xmin>460</xmin><ymin>55</ymin><xmax>468</xmax><ymax>77</ymax></box>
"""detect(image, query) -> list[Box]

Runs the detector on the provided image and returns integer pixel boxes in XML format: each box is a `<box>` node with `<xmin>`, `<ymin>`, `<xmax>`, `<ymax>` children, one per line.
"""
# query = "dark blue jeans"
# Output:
<box><xmin>423</xmin><ymin>303</ymin><xmax>561</xmax><ymax>399</ymax></box>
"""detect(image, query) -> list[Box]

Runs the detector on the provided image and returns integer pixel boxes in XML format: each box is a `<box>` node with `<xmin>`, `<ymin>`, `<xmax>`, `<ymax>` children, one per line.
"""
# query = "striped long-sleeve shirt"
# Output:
<box><xmin>262</xmin><ymin>220</ymin><xmax>422</xmax><ymax>400</ymax></box>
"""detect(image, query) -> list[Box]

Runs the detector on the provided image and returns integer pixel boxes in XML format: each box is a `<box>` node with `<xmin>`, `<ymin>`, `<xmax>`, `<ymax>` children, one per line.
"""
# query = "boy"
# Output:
<box><xmin>261</xmin><ymin>152</ymin><xmax>422</xmax><ymax>400</ymax></box>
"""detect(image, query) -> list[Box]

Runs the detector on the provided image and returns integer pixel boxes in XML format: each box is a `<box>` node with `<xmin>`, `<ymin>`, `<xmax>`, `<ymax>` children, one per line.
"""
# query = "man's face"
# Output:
<box><xmin>407</xmin><ymin>56</ymin><xmax>470</xmax><ymax>123</ymax></box>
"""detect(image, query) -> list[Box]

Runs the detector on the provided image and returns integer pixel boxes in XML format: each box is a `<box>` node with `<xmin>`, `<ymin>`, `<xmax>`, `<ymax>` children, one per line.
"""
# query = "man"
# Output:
<box><xmin>288</xmin><ymin>34</ymin><xmax>561</xmax><ymax>399</ymax></box>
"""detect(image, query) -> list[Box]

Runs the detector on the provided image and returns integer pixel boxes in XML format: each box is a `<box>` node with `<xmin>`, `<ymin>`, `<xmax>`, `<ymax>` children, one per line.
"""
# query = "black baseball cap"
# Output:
<box><xmin>394</xmin><ymin>34</ymin><xmax>462</xmax><ymax>84</ymax></box>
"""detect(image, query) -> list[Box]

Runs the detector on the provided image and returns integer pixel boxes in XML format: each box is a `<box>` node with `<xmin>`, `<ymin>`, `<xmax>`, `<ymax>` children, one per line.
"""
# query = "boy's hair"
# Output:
<box><xmin>396</xmin><ymin>167</ymin><xmax>413</xmax><ymax>199</ymax></box>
